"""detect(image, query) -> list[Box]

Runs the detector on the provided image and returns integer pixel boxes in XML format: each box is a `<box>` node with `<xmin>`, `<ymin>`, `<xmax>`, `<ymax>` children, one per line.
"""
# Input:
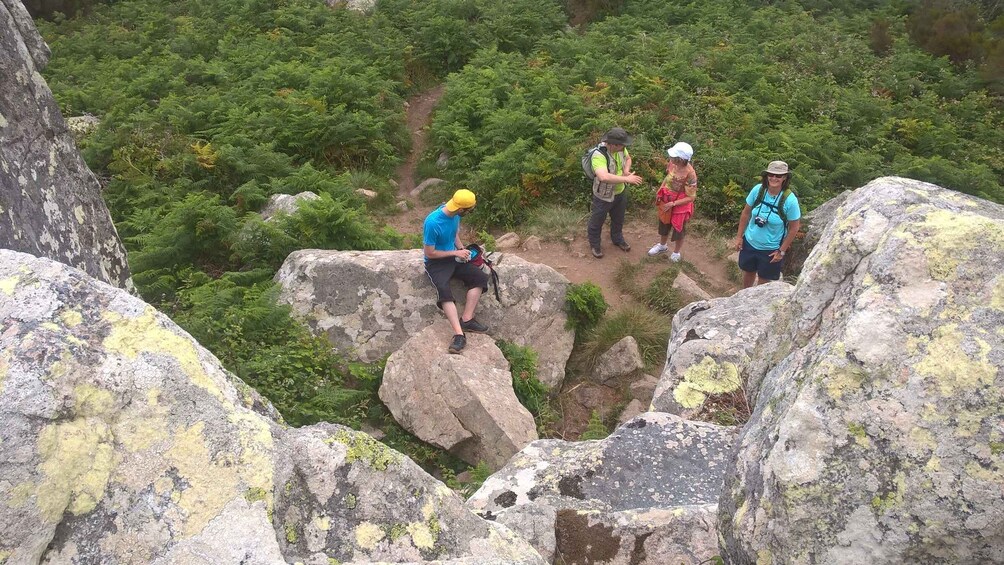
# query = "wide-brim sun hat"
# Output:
<box><xmin>602</xmin><ymin>127</ymin><xmax>633</xmax><ymax>146</ymax></box>
<box><xmin>667</xmin><ymin>142</ymin><xmax>694</xmax><ymax>161</ymax></box>
<box><xmin>763</xmin><ymin>161</ymin><xmax>790</xmax><ymax>176</ymax></box>
<box><xmin>445</xmin><ymin>188</ymin><xmax>477</xmax><ymax>212</ymax></box>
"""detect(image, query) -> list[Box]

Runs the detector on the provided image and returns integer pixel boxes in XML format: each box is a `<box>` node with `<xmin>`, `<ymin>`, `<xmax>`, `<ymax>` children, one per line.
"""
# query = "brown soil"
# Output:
<box><xmin>386</xmin><ymin>85</ymin><xmax>741</xmax><ymax>441</ymax></box>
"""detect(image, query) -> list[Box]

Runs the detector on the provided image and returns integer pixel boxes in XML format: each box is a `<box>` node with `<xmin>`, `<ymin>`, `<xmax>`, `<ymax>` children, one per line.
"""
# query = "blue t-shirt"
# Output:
<box><xmin>743</xmin><ymin>184</ymin><xmax>801</xmax><ymax>250</ymax></box>
<box><xmin>422</xmin><ymin>205</ymin><xmax>460</xmax><ymax>262</ymax></box>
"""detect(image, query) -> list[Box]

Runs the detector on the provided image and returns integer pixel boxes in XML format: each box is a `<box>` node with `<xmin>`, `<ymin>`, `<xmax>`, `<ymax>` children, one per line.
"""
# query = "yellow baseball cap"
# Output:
<box><xmin>445</xmin><ymin>189</ymin><xmax>476</xmax><ymax>212</ymax></box>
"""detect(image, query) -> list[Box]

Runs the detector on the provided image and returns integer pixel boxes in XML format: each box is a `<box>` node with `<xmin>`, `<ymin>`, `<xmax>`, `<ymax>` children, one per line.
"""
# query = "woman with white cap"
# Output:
<box><xmin>734</xmin><ymin>160</ymin><xmax>802</xmax><ymax>288</ymax></box>
<box><xmin>648</xmin><ymin>142</ymin><xmax>697</xmax><ymax>262</ymax></box>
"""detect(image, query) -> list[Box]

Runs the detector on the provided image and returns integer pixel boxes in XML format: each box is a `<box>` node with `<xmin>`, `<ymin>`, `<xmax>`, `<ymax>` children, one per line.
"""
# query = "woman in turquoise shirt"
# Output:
<box><xmin>734</xmin><ymin>161</ymin><xmax>802</xmax><ymax>288</ymax></box>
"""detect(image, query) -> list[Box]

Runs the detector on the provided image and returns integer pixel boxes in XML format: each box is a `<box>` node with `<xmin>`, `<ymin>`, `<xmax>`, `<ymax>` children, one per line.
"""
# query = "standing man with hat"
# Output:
<box><xmin>423</xmin><ymin>188</ymin><xmax>489</xmax><ymax>354</ymax></box>
<box><xmin>587</xmin><ymin>127</ymin><xmax>644</xmax><ymax>258</ymax></box>
<box><xmin>734</xmin><ymin>160</ymin><xmax>801</xmax><ymax>288</ymax></box>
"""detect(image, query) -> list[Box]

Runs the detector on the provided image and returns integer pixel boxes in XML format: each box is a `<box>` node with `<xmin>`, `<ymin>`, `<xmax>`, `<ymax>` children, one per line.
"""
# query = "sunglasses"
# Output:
<box><xmin>767</xmin><ymin>173</ymin><xmax>787</xmax><ymax>179</ymax></box>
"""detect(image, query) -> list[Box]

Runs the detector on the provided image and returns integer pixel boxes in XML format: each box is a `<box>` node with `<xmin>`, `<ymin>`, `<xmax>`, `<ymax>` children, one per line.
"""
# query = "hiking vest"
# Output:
<box><xmin>591</xmin><ymin>146</ymin><xmax>625</xmax><ymax>202</ymax></box>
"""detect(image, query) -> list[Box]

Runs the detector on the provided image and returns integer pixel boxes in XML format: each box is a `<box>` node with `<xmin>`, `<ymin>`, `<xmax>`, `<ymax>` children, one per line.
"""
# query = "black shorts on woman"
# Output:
<box><xmin>738</xmin><ymin>238</ymin><xmax>784</xmax><ymax>281</ymax></box>
<box><xmin>424</xmin><ymin>257</ymin><xmax>489</xmax><ymax>308</ymax></box>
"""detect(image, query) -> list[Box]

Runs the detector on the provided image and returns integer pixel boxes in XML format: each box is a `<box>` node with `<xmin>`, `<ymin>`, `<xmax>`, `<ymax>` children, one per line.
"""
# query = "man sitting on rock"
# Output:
<box><xmin>423</xmin><ymin>188</ymin><xmax>489</xmax><ymax>354</ymax></box>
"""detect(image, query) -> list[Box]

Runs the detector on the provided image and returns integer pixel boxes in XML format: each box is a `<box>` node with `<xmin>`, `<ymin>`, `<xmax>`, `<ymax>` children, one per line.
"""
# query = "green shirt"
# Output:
<box><xmin>591</xmin><ymin>147</ymin><xmax>630</xmax><ymax>195</ymax></box>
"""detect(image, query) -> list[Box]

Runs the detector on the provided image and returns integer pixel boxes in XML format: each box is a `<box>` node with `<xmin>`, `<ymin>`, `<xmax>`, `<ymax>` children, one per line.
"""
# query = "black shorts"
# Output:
<box><xmin>738</xmin><ymin>238</ymin><xmax>783</xmax><ymax>281</ymax></box>
<box><xmin>657</xmin><ymin>219</ymin><xmax>685</xmax><ymax>241</ymax></box>
<box><xmin>425</xmin><ymin>258</ymin><xmax>489</xmax><ymax>307</ymax></box>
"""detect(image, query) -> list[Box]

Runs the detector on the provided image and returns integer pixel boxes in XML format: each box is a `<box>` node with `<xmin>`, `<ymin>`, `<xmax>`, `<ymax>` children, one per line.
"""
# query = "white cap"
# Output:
<box><xmin>667</xmin><ymin>142</ymin><xmax>694</xmax><ymax>161</ymax></box>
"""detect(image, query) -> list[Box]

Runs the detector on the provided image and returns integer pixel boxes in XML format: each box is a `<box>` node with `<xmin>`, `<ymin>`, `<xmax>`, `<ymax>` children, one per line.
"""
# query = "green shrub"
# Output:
<box><xmin>497</xmin><ymin>340</ymin><xmax>558</xmax><ymax>435</ymax></box>
<box><xmin>579</xmin><ymin>410</ymin><xmax>610</xmax><ymax>441</ymax></box>
<box><xmin>565</xmin><ymin>282</ymin><xmax>608</xmax><ymax>335</ymax></box>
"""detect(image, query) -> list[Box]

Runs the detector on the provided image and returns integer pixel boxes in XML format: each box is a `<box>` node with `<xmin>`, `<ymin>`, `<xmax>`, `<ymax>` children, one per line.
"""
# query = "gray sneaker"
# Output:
<box><xmin>448</xmin><ymin>334</ymin><xmax>467</xmax><ymax>354</ymax></box>
<box><xmin>461</xmin><ymin>318</ymin><xmax>489</xmax><ymax>333</ymax></box>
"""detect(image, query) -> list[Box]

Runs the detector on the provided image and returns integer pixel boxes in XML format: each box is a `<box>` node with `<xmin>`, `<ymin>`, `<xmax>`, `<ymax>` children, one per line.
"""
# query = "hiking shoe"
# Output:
<box><xmin>615</xmin><ymin>241</ymin><xmax>631</xmax><ymax>252</ymax></box>
<box><xmin>591</xmin><ymin>247</ymin><xmax>604</xmax><ymax>258</ymax></box>
<box><xmin>461</xmin><ymin>317</ymin><xmax>489</xmax><ymax>333</ymax></box>
<box><xmin>670</xmin><ymin>252</ymin><xmax>682</xmax><ymax>262</ymax></box>
<box><xmin>448</xmin><ymin>334</ymin><xmax>467</xmax><ymax>354</ymax></box>
<box><xmin>648</xmin><ymin>243</ymin><xmax>669</xmax><ymax>256</ymax></box>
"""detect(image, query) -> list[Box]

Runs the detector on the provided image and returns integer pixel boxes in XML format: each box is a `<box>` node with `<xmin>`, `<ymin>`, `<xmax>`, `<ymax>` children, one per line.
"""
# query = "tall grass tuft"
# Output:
<box><xmin>579</xmin><ymin>304</ymin><xmax>671</xmax><ymax>370</ymax></box>
<box><xmin>524</xmin><ymin>204</ymin><xmax>587</xmax><ymax>242</ymax></box>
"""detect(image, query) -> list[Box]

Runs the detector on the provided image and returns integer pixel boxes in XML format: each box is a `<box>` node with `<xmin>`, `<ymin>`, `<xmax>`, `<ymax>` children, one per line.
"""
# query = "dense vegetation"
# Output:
<box><xmin>36</xmin><ymin>0</ymin><xmax>1002</xmax><ymax>472</ymax></box>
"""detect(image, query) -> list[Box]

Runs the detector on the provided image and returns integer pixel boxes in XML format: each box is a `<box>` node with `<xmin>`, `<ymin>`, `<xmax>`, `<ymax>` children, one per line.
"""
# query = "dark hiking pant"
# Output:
<box><xmin>587</xmin><ymin>192</ymin><xmax>627</xmax><ymax>251</ymax></box>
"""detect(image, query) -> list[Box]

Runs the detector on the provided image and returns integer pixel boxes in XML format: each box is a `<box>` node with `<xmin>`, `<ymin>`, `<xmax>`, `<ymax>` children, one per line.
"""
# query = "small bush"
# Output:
<box><xmin>497</xmin><ymin>340</ymin><xmax>558</xmax><ymax>435</ymax></box>
<box><xmin>565</xmin><ymin>282</ymin><xmax>608</xmax><ymax>335</ymax></box>
<box><xmin>579</xmin><ymin>304</ymin><xmax>671</xmax><ymax>369</ymax></box>
<box><xmin>579</xmin><ymin>410</ymin><xmax>610</xmax><ymax>441</ymax></box>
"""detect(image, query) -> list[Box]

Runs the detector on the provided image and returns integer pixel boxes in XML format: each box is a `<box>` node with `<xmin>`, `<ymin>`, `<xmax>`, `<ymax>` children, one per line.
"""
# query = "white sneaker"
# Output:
<box><xmin>648</xmin><ymin>243</ymin><xmax>669</xmax><ymax>256</ymax></box>
<box><xmin>670</xmin><ymin>252</ymin><xmax>682</xmax><ymax>262</ymax></box>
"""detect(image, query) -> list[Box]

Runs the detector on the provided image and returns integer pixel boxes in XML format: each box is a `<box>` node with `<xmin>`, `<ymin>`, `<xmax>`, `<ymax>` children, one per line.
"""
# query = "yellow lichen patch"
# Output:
<box><xmin>757</xmin><ymin>549</ymin><xmax>773</xmax><ymax>565</ymax></box>
<box><xmin>227</xmin><ymin>411</ymin><xmax>275</xmax><ymax>509</ymax></box>
<box><xmin>41</xmin><ymin>322</ymin><xmax>60</xmax><ymax>332</ymax></box>
<box><xmin>912</xmin><ymin>210</ymin><xmax>1004</xmax><ymax>281</ymax></box>
<box><xmin>672</xmin><ymin>356</ymin><xmax>741</xmax><ymax>409</ymax></box>
<box><xmin>915</xmin><ymin>324</ymin><xmax>997</xmax><ymax>396</ymax></box>
<box><xmin>6</xmin><ymin>482</ymin><xmax>34</xmax><ymax>508</ymax></box>
<box><xmin>824</xmin><ymin>364</ymin><xmax>867</xmax><ymax>401</ymax></box>
<box><xmin>991</xmin><ymin>277</ymin><xmax>1004</xmax><ymax>311</ymax></box>
<box><xmin>35</xmin><ymin>419</ymin><xmax>116</xmax><ymax>521</ymax></box>
<box><xmin>60</xmin><ymin>310</ymin><xmax>83</xmax><ymax>327</ymax></box>
<box><xmin>164</xmin><ymin>422</ymin><xmax>242</xmax><ymax>537</ymax></box>
<box><xmin>313</xmin><ymin>515</ymin><xmax>331</xmax><ymax>531</ymax></box>
<box><xmin>908</xmin><ymin>428</ymin><xmax>937</xmax><ymax>454</ymax></box>
<box><xmin>0</xmin><ymin>276</ymin><xmax>18</xmax><ymax>296</ymax></box>
<box><xmin>407</xmin><ymin>521</ymin><xmax>435</xmax><ymax>549</ymax></box>
<box><xmin>74</xmin><ymin>384</ymin><xmax>115</xmax><ymax>417</ymax></box>
<box><xmin>354</xmin><ymin>522</ymin><xmax>385</xmax><ymax>550</ymax></box>
<box><xmin>154</xmin><ymin>477</ymin><xmax>174</xmax><ymax>494</ymax></box>
<box><xmin>103</xmin><ymin>308</ymin><xmax>224</xmax><ymax>401</ymax></box>
<box><xmin>925</xmin><ymin>457</ymin><xmax>941</xmax><ymax>472</ymax></box>
<box><xmin>421</xmin><ymin>499</ymin><xmax>435</xmax><ymax>521</ymax></box>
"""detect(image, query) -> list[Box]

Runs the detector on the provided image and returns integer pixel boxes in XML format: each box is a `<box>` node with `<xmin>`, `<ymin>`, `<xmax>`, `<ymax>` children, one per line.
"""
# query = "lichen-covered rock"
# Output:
<box><xmin>592</xmin><ymin>336</ymin><xmax>644</xmax><ymax>383</ymax></box>
<box><xmin>719</xmin><ymin>177</ymin><xmax>1004</xmax><ymax>564</ymax></box>
<box><xmin>260</xmin><ymin>191</ymin><xmax>320</xmax><ymax>221</ymax></box>
<box><xmin>0</xmin><ymin>1</ymin><xmax>132</xmax><ymax>290</ymax></box>
<box><xmin>380</xmin><ymin>323</ymin><xmax>537</xmax><ymax>469</ymax></box>
<box><xmin>781</xmin><ymin>189</ymin><xmax>851</xmax><ymax>279</ymax></box>
<box><xmin>275</xmin><ymin>249</ymin><xmax>573</xmax><ymax>387</ymax></box>
<box><xmin>65</xmin><ymin>114</ymin><xmax>100</xmax><ymax>141</ymax></box>
<box><xmin>0</xmin><ymin>250</ymin><xmax>544</xmax><ymax>564</ymax></box>
<box><xmin>468</xmin><ymin>412</ymin><xmax>737</xmax><ymax>564</ymax></box>
<box><xmin>651</xmin><ymin>283</ymin><xmax>793</xmax><ymax>419</ymax></box>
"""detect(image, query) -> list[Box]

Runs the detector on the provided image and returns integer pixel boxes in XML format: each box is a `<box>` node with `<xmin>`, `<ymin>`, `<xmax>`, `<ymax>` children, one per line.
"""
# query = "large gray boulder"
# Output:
<box><xmin>0</xmin><ymin>1</ymin><xmax>132</xmax><ymax>290</ymax></box>
<box><xmin>275</xmin><ymin>249</ymin><xmax>574</xmax><ymax>387</ymax></box>
<box><xmin>380</xmin><ymin>323</ymin><xmax>538</xmax><ymax>469</ymax></box>
<box><xmin>468</xmin><ymin>413</ymin><xmax>738</xmax><ymax>564</ymax></box>
<box><xmin>719</xmin><ymin>177</ymin><xmax>1004</xmax><ymax>564</ymax></box>
<box><xmin>260</xmin><ymin>191</ymin><xmax>320</xmax><ymax>221</ymax></box>
<box><xmin>0</xmin><ymin>250</ymin><xmax>544</xmax><ymax>564</ymax></box>
<box><xmin>651</xmin><ymin>283</ymin><xmax>793</xmax><ymax>420</ymax></box>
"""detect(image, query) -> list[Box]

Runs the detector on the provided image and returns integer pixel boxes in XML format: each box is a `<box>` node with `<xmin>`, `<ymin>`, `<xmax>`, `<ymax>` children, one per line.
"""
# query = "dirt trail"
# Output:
<box><xmin>394</xmin><ymin>85</ymin><xmax>445</xmax><ymax>196</ymax></box>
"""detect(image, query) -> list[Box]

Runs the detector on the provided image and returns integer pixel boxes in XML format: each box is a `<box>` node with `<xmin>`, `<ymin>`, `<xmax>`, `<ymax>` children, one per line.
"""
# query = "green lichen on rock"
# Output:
<box><xmin>910</xmin><ymin>210</ymin><xmax>1004</xmax><ymax>281</ymax></box>
<box><xmin>344</xmin><ymin>493</ymin><xmax>357</xmax><ymax>509</ymax></box>
<box><xmin>245</xmin><ymin>487</ymin><xmax>268</xmax><ymax>503</ymax></box>
<box><xmin>284</xmin><ymin>521</ymin><xmax>299</xmax><ymax>543</ymax></box>
<box><xmin>332</xmin><ymin>430</ymin><xmax>401</xmax><ymax>471</ymax></box>
<box><xmin>847</xmin><ymin>422</ymin><xmax>869</xmax><ymax>447</ymax></box>
<box><xmin>870</xmin><ymin>472</ymin><xmax>907</xmax><ymax>513</ymax></box>
<box><xmin>915</xmin><ymin>324</ymin><xmax>997</xmax><ymax>395</ymax></box>
<box><xmin>388</xmin><ymin>523</ymin><xmax>408</xmax><ymax>541</ymax></box>
<box><xmin>673</xmin><ymin>356</ymin><xmax>741</xmax><ymax>409</ymax></box>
